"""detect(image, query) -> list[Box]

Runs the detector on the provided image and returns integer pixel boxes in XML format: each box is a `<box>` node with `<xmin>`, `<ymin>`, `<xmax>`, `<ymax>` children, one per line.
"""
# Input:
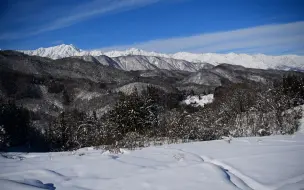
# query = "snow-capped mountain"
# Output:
<box><xmin>20</xmin><ymin>44</ymin><xmax>304</xmax><ymax>71</ymax></box>
<box><xmin>19</xmin><ymin>45</ymin><xmax>212</xmax><ymax>72</ymax></box>
<box><xmin>171</xmin><ymin>52</ymin><xmax>304</xmax><ymax>71</ymax></box>
<box><xmin>103</xmin><ymin>48</ymin><xmax>170</xmax><ymax>58</ymax></box>
<box><xmin>22</xmin><ymin>44</ymin><xmax>81</xmax><ymax>59</ymax></box>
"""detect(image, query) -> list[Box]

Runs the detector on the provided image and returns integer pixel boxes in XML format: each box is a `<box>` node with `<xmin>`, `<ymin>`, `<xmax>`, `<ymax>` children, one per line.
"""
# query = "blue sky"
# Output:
<box><xmin>0</xmin><ymin>0</ymin><xmax>304</xmax><ymax>54</ymax></box>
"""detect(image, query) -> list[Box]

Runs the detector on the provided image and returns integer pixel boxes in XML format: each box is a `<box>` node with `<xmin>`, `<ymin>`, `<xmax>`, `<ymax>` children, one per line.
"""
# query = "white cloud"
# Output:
<box><xmin>31</xmin><ymin>0</ymin><xmax>161</xmax><ymax>35</ymax></box>
<box><xmin>0</xmin><ymin>0</ymin><xmax>161</xmax><ymax>40</ymax></box>
<box><xmin>101</xmin><ymin>21</ymin><xmax>304</xmax><ymax>54</ymax></box>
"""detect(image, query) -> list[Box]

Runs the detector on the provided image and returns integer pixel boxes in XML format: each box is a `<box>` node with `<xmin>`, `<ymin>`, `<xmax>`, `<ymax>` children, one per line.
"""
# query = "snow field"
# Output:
<box><xmin>1</xmin><ymin>130</ymin><xmax>304</xmax><ymax>190</ymax></box>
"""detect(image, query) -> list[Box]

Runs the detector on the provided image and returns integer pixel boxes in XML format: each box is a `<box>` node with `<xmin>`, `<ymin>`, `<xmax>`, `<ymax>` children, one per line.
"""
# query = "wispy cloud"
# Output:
<box><xmin>100</xmin><ymin>21</ymin><xmax>304</xmax><ymax>55</ymax></box>
<box><xmin>51</xmin><ymin>40</ymin><xmax>64</xmax><ymax>45</ymax></box>
<box><xmin>0</xmin><ymin>0</ymin><xmax>161</xmax><ymax>40</ymax></box>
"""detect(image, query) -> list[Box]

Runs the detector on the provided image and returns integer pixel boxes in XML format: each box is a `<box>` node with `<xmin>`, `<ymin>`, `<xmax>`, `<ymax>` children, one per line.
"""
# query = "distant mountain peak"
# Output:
<box><xmin>128</xmin><ymin>48</ymin><xmax>142</xmax><ymax>52</ymax></box>
<box><xmin>50</xmin><ymin>44</ymin><xmax>80</xmax><ymax>52</ymax></box>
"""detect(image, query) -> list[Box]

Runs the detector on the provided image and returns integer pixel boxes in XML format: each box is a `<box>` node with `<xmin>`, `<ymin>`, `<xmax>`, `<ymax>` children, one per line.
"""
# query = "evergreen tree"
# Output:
<box><xmin>0</xmin><ymin>100</ymin><xmax>31</xmax><ymax>148</ymax></box>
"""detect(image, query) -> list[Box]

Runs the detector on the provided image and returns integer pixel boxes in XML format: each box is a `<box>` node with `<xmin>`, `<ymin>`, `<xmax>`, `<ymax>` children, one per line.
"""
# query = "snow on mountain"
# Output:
<box><xmin>20</xmin><ymin>44</ymin><xmax>304</xmax><ymax>70</ymax></box>
<box><xmin>104</xmin><ymin>48</ymin><xmax>170</xmax><ymax>58</ymax></box>
<box><xmin>181</xmin><ymin>63</ymin><xmax>282</xmax><ymax>86</ymax></box>
<box><xmin>22</xmin><ymin>44</ymin><xmax>81</xmax><ymax>59</ymax></box>
<box><xmin>20</xmin><ymin>45</ymin><xmax>167</xmax><ymax>60</ymax></box>
<box><xmin>172</xmin><ymin>52</ymin><xmax>304</xmax><ymax>71</ymax></box>
<box><xmin>110</xmin><ymin>55</ymin><xmax>211</xmax><ymax>72</ymax></box>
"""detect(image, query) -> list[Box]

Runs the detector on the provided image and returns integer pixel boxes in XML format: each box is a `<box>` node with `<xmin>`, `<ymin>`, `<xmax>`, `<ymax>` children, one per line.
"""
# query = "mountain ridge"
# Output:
<box><xmin>19</xmin><ymin>44</ymin><xmax>304</xmax><ymax>71</ymax></box>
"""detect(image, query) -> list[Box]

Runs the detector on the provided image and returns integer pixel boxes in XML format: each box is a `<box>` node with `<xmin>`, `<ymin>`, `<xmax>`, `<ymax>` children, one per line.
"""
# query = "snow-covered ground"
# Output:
<box><xmin>183</xmin><ymin>94</ymin><xmax>214</xmax><ymax>107</ymax></box>
<box><xmin>1</xmin><ymin>127</ymin><xmax>304</xmax><ymax>190</ymax></box>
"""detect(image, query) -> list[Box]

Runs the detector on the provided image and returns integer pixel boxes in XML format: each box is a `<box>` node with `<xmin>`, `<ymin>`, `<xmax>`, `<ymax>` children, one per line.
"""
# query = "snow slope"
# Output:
<box><xmin>19</xmin><ymin>44</ymin><xmax>304</xmax><ymax>70</ymax></box>
<box><xmin>1</xmin><ymin>130</ymin><xmax>304</xmax><ymax>190</ymax></box>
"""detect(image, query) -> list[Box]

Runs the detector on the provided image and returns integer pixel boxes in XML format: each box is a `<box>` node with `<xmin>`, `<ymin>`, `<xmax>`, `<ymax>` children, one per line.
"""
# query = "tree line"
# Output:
<box><xmin>0</xmin><ymin>75</ymin><xmax>303</xmax><ymax>151</ymax></box>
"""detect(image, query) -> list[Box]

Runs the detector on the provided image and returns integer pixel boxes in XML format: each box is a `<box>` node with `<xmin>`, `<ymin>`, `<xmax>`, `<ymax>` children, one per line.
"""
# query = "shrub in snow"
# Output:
<box><xmin>257</xmin><ymin>129</ymin><xmax>269</xmax><ymax>136</ymax></box>
<box><xmin>117</xmin><ymin>132</ymin><xmax>144</xmax><ymax>150</ymax></box>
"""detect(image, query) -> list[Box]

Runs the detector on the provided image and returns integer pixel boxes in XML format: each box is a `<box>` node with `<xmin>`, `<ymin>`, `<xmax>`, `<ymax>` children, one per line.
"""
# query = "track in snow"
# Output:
<box><xmin>1</xmin><ymin>132</ymin><xmax>304</xmax><ymax>190</ymax></box>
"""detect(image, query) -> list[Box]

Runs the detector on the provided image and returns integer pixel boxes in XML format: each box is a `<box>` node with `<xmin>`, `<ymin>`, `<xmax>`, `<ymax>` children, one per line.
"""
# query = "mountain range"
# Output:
<box><xmin>1</xmin><ymin>49</ymin><xmax>304</xmax><ymax>130</ymax></box>
<box><xmin>20</xmin><ymin>44</ymin><xmax>304</xmax><ymax>71</ymax></box>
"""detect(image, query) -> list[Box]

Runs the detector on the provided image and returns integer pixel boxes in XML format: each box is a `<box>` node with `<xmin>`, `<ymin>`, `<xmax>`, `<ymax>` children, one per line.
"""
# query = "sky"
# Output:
<box><xmin>0</xmin><ymin>0</ymin><xmax>304</xmax><ymax>55</ymax></box>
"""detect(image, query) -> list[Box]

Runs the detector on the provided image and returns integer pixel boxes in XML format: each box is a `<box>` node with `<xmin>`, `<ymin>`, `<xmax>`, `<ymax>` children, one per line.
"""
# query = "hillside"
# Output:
<box><xmin>1</xmin><ymin>50</ymin><xmax>303</xmax><ymax>129</ymax></box>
